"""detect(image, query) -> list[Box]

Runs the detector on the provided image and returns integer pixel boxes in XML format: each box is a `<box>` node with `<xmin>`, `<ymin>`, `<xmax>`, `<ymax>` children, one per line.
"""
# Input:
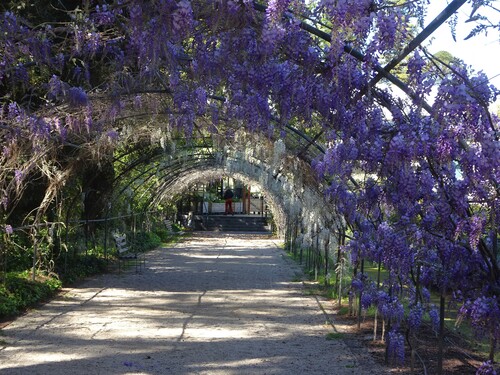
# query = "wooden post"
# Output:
<box><xmin>374</xmin><ymin>259</ymin><xmax>382</xmax><ymax>341</ymax></box>
<box><xmin>357</xmin><ymin>258</ymin><xmax>364</xmax><ymax>329</ymax></box>
<box><xmin>31</xmin><ymin>228</ymin><xmax>37</xmax><ymax>281</ymax></box>
<box><xmin>104</xmin><ymin>204</ymin><xmax>109</xmax><ymax>262</ymax></box>
<box><xmin>315</xmin><ymin>226</ymin><xmax>320</xmax><ymax>281</ymax></box>
<box><xmin>437</xmin><ymin>292</ymin><xmax>445</xmax><ymax>375</ymax></box>
<box><xmin>324</xmin><ymin>236</ymin><xmax>329</xmax><ymax>286</ymax></box>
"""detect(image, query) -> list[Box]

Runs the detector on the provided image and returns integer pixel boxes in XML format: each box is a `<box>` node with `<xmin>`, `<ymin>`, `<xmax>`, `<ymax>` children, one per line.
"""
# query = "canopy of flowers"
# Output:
<box><xmin>1</xmin><ymin>0</ymin><xmax>500</xmax><ymax>371</ymax></box>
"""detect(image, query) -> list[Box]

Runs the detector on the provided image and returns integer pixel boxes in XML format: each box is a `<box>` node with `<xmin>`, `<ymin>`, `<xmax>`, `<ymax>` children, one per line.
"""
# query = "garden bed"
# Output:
<box><xmin>305</xmin><ymin>280</ymin><xmax>492</xmax><ymax>374</ymax></box>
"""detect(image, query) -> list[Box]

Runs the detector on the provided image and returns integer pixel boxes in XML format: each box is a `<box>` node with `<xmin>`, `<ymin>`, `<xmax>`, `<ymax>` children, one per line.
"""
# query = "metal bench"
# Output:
<box><xmin>164</xmin><ymin>219</ymin><xmax>184</xmax><ymax>235</ymax></box>
<box><xmin>112</xmin><ymin>232</ymin><xmax>145</xmax><ymax>273</ymax></box>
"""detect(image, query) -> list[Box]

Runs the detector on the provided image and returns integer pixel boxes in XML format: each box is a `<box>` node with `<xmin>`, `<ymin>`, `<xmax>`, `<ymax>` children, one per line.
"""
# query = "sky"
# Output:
<box><xmin>424</xmin><ymin>1</ymin><xmax>500</xmax><ymax>86</ymax></box>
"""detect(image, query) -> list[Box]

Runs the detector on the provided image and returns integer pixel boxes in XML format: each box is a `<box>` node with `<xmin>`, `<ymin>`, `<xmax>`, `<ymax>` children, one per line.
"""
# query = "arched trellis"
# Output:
<box><xmin>0</xmin><ymin>0</ymin><xmax>482</xmax><ymax>226</ymax></box>
<box><xmin>0</xmin><ymin>1</ymin><xmax>499</xmax><ymax>374</ymax></box>
<box><xmin>11</xmin><ymin>0</ymin><xmax>473</xmax><ymax>247</ymax></box>
<box><xmin>106</xmin><ymin>126</ymin><xmax>344</xmax><ymax>247</ymax></box>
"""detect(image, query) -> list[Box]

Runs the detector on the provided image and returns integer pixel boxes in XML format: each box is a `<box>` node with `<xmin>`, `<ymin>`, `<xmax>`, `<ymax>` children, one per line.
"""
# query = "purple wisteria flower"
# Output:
<box><xmin>67</xmin><ymin>87</ymin><xmax>88</xmax><ymax>107</ymax></box>
<box><xmin>92</xmin><ymin>4</ymin><xmax>116</xmax><ymax>26</ymax></box>
<box><xmin>48</xmin><ymin>75</ymin><xmax>65</xmax><ymax>100</ymax></box>
<box><xmin>408</xmin><ymin>304</ymin><xmax>424</xmax><ymax>330</ymax></box>
<box><xmin>428</xmin><ymin>307</ymin><xmax>440</xmax><ymax>333</ymax></box>
<box><xmin>106</xmin><ymin>130</ymin><xmax>119</xmax><ymax>140</ymax></box>
<box><xmin>172</xmin><ymin>1</ymin><xmax>193</xmax><ymax>35</ymax></box>
<box><xmin>361</xmin><ymin>292</ymin><xmax>374</xmax><ymax>309</ymax></box>
<box><xmin>7</xmin><ymin>102</ymin><xmax>20</xmax><ymax>119</ymax></box>
<box><xmin>387</xmin><ymin>330</ymin><xmax>405</xmax><ymax>365</ymax></box>
<box><xmin>351</xmin><ymin>277</ymin><xmax>363</xmax><ymax>292</ymax></box>
<box><xmin>14</xmin><ymin>169</ymin><xmax>23</xmax><ymax>184</ymax></box>
<box><xmin>459</xmin><ymin>297</ymin><xmax>500</xmax><ymax>338</ymax></box>
<box><xmin>379</xmin><ymin>298</ymin><xmax>405</xmax><ymax>324</ymax></box>
<box><xmin>477</xmin><ymin>361</ymin><xmax>497</xmax><ymax>375</ymax></box>
<box><xmin>266</xmin><ymin>0</ymin><xmax>291</xmax><ymax>23</ymax></box>
<box><xmin>133</xmin><ymin>95</ymin><xmax>142</xmax><ymax>110</ymax></box>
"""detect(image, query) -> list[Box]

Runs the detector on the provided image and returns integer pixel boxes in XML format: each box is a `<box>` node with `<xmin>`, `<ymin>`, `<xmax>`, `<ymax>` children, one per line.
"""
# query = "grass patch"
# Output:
<box><xmin>326</xmin><ymin>332</ymin><xmax>344</xmax><ymax>340</ymax></box>
<box><xmin>364</xmin><ymin>262</ymin><xmax>389</xmax><ymax>283</ymax></box>
<box><xmin>338</xmin><ymin>306</ymin><xmax>350</xmax><ymax>315</ymax></box>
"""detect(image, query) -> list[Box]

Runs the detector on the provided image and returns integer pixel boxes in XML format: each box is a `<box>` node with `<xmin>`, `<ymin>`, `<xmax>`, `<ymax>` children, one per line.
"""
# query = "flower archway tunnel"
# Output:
<box><xmin>1</xmin><ymin>0</ymin><xmax>500</xmax><ymax>372</ymax></box>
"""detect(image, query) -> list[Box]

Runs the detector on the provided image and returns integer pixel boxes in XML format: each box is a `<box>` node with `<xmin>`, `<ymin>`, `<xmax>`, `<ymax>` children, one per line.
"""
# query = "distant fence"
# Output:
<box><xmin>201</xmin><ymin>197</ymin><xmax>267</xmax><ymax>215</ymax></box>
<box><xmin>1</xmin><ymin>210</ymin><xmax>172</xmax><ymax>281</ymax></box>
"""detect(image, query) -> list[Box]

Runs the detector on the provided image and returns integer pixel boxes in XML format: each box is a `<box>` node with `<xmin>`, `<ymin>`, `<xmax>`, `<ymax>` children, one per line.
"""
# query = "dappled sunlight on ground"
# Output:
<box><xmin>0</xmin><ymin>233</ymin><xmax>387</xmax><ymax>374</ymax></box>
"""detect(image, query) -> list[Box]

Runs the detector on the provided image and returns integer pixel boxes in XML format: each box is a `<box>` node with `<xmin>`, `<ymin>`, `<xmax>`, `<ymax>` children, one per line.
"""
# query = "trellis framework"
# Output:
<box><xmin>1</xmin><ymin>1</ymin><xmax>500</xmax><ymax>372</ymax></box>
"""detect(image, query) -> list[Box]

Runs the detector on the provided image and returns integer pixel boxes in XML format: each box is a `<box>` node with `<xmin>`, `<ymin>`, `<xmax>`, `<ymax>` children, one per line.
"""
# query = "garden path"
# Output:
<box><xmin>0</xmin><ymin>232</ymin><xmax>388</xmax><ymax>374</ymax></box>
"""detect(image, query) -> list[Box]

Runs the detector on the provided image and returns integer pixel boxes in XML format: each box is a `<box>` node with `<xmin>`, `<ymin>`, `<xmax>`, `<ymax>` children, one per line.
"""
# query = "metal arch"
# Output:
<box><xmin>142</xmin><ymin>155</ymin><xmax>294</xmax><ymax>232</ymax></box>
<box><xmin>146</xmin><ymin>165</ymin><xmax>293</xmax><ymax>236</ymax></box>
<box><xmin>103</xmin><ymin>154</ymin><xmax>218</xmax><ymax>215</ymax></box>
<box><xmin>103</xmin><ymin>130</ymin><xmax>340</xmax><ymax>241</ymax></box>
<box><xmin>107</xmin><ymin>117</ymin><xmax>321</xmax><ymax>198</ymax></box>
<box><xmin>145</xmin><ymin>148</ymin><xmax>272</xmax><ymax>207</ymax></box>
<box><xmin>145</xmin><ymin>161</ymin><xmax>221</xmax><ymax>208</ymax></box>
<box><xmin>367</xmin><ymin>0</ymin><xmax>468</xmax><ymax>92</ymax></box>
<box><xmin>252</xmin><ymin>0</ymin><xmax>466</xmax><ymax>114</ymax></box>
<box><xmin>108</xmin><ymin>132</ymin><xmax>304</xmax><ymax>212</ymax></box>
<box><xmin>110</xmin><ymin>131</ymin><xmax>218</xmax><ymax>195</ymax></box>
<box><xmin>115</xmin><ymin>151</ymin><xmax>217</xmax><ymax>200</ymax></box>
<box><xmin>136</xmin><ymin>155</ymin><xmax>218</xmax><ymax>198</ymax></box>
<box><xmin>252</xmin><ymin>0</ymin><xmax>468</xmax><ymax>157</ymax></box>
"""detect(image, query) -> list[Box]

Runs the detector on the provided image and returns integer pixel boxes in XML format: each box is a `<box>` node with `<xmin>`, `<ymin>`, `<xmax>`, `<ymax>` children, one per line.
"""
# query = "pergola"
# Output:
<box><xmin>1</xmin><ymin>1</ymin><xmax>499</xmax><ymax>372</ymax></box>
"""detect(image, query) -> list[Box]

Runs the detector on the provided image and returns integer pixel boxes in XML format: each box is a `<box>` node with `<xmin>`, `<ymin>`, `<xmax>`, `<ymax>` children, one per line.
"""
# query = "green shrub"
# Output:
<box><xmin>172</xmin><ymin>222</ymin><xmax>184</xmax><ymax>232</ymax></box>
<box><xmin>58</xmin><ymin>255</ymin><xmax>108</xmax><ymax>284</ymax></box>
<box><xmin>0</xmin><ymin>286</ymin><xmax>18</xmax><ymax>317</ymax></box>
<box><xmin>0</xmin><ymin>271</ymin><xmax>62</xmax><ymax>319</ymax></box>
<box><xmin>130</xmin><ymin>231</ymin><xmax>161</xmax><ymax>252</ymax></box>
<box><xmin>3</xmin><ymin>239</ymin><xmax>32</xmax><ymax>272</ymax></box>
<box><xmin>154</xmin><ymin>225</ymin><xmax>184</xmax><ymax>241</ymax></box>
<box><xmin>154</xmin><ymin>229</ymin><xmax>171</xmax><ymax>242</ymax></box>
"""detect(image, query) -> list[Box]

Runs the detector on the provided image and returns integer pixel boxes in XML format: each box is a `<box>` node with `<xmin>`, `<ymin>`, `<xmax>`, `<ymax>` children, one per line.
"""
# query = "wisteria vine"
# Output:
<box><xmin>1</xmin><ymin>0</ymin><xmax>500</xmax><ymax>372</ymax></box>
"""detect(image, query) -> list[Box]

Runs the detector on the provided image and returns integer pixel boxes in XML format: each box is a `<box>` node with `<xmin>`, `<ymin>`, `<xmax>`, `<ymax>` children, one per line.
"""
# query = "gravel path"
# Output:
<box><xmin>0</xmin><ymin>232</ymin><xmax>389</xmax><ymax>374</ymax></box>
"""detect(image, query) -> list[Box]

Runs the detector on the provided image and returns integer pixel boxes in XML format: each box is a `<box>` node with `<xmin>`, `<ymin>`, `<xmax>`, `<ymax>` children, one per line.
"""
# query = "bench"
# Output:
<box><xmin>165</xmin><ymin>219</ymin><xmax>184</xmax><ymax>235</ymax></box>
<box><xmin>112</xmin><ymin>232</ymin><xmax>145</xmax><ymax>273</ymax></box>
